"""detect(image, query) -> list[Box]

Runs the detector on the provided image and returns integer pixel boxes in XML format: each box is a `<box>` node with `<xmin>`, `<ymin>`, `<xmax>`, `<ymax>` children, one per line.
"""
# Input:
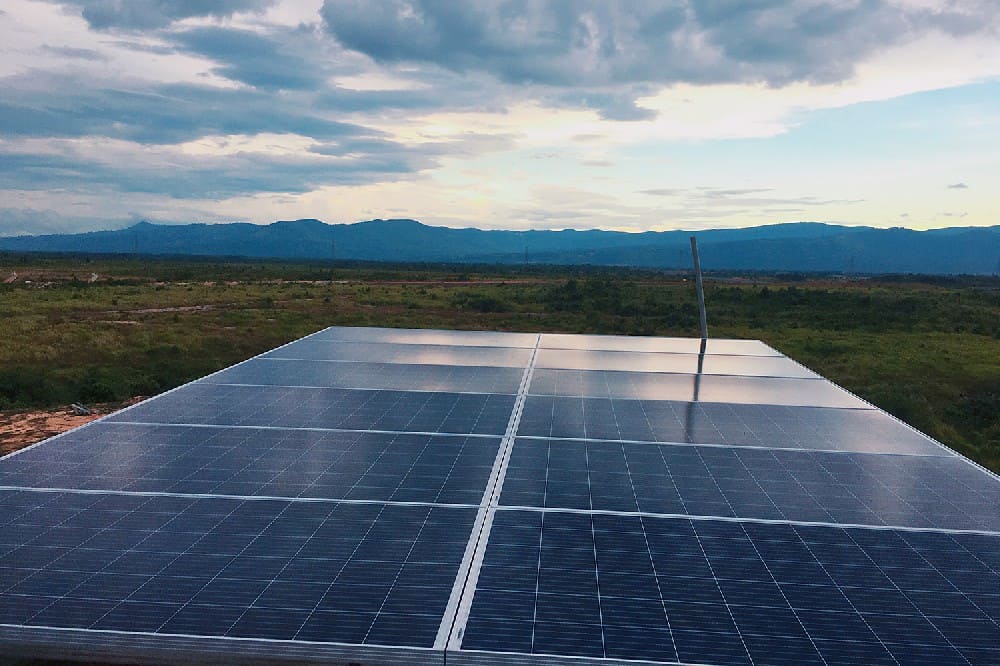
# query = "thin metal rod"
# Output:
<box><xmin>690</xmin><ymin>235</ymin><xmax>708</xmax><ymax>340</ymax></box>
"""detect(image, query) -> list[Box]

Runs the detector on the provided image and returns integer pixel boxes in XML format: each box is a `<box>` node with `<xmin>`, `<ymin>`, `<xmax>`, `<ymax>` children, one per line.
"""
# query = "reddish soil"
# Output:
<box><xmin>0</xmin><ymin>398</ymin><xmax>145</xmax><ymax>456</ymax></box>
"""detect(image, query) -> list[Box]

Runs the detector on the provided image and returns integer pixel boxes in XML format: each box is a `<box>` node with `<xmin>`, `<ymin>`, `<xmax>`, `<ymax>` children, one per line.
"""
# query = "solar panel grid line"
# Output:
<box><xmin>586</xmin><ymin>452</ymin><xmax>609</xmax><ymax>659</ymax></box>
<box><xmin>533</xmin><ymin>348</ymin><xmax>823</xmax><ymax>380</ymax></box>
<box><xmin>0</xmin><ymin>326</ymin><xmax>337</xmax><ymax>462</ymax></box>
<box><xmin>777</xmin><ymin>527</ymin><xmax>898</xmax><ymax>663</ymax></box>
<box><xmin>631</xmin><ymin>511</ymin><xmax>681</xmax><ymax>663</ymax></box>
<box><xmin>684</xmin><ymin>515</ymin><xmax>755</xmax><ymax>664</ymax></box>
<box><xmin>500</xmin><ymin>438</ymin><xmax>1000</xmax><ymax>533</ymax></box>
<box><xmin>8</xmin><ymin>491</ymin><xmax>248</xmax><ymax>635</ymax></box>
<box><xmin>192</xmin><ymin>381</ymin><xmax>514</xmax><ymax>397</ymax></box>
<box><xmin>515</xmin><ymin>396</ymin><xmax>960</xmax><ymax>456</ymax></box>
<box><xmin>433</xmin><ymin>334</ymin><xmax>541</xmax><ymax>647</ymax></box>
<box><xmin>0</xmin><ymin>624</ymin><xmax>442</xmax><ymax>665</ymax></box>
<box><xmin>537</xmin><ymin>333</ymin><xmax>782</xmax><ymax>357</ymax></box>
<box><xmin>102</xmin><ymin>420</ymin><xmax>501</xmax><ymax>439</ymax></box>
<box><xmin>532</xmin><ymin>437</ymin><xmax>550</xmax><ymax>656</ymax></box>
<box><xmin>119</xmin><ymin>496</ymin><xmax>283</xmax><ymax>637</ymax></box>
<box><xmin>310</xmin><ymin>327</ymin><xmax>539</xmax><ymax>349</ymax></box>
<box><xmin>0</xmin><ymin>485</ymin><xmax>485</xmax><ymax>511</ymax></box>
<box><xmin>105</xmin><ymin>384</ymin><xmax>517</xmax><ymax>435</ymax></box>
<box><xmin>730</xmin><ymin>522</ymin><xmax>836</xmax><ymax>664</ymax></box>
<box><xmin>0</xmin><ymin>423</ymin><xmax>504</xmax><ymax>506</ymax></box>
<box><xmin>290</xmin><ymin>501</ymin><xmax>393</xmax><ymax>644</ymax></box>
<box><xmin>489</xmin><ymin>505</ymin><xmax>1000</xmax><ymax>538</ymax></box>
<box><xmin>0</xmin><ymin>488</ymin><xmax>480</xmax><ymax>659</ymax></box>
<box><xmin>832</xmin><ymin>531</ymin><xmax>975</xmax><ymax>664</ymax></box>
<box><xmin>262</xmin><ymin>341</ymin><xmax>533</xmax><ymax>368</ymax></box>
<box><xmin>442</xmin><ymin>334</ymin><xmax>542</xmax><ymax>652</ymax></box>
<box><xmin>516</xmin><ymin>434</ymin><xmax>949</xmax><ymax>459</ymax></box>
<box><xmin>526</xmin><ymin>368</ymin><xmax>867</xmax><ymax>409</ymax></box>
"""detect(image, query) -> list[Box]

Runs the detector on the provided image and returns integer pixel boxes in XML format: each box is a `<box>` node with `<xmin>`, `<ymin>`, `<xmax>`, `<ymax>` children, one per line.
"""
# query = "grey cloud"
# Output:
<box><xmin>171</xmin><ymin>26</ymin><xmax>326</xmax><ymax>91</ymax></box>
<box><xmin>311</xmin><ymin>132</ymin><xmax>515</xmax><ymax>159</ymax></box>
<box><xmin>317</xmin><ymin>86</ymin><xmax>456</xmax><ymax>113</ymax></box>
<box><xmin>555</xmin><ymin>91</ymin><xmax>658</xmax><ymax>121</ymax></box>
<box><xmin>638</xmin><ymin>188</ymin><xmax>682</xmax><ymax>196</ymax></box>
<box><xmin>0</xmin><ymin>146</ymin><xmax>430</xmax><ymax>200</ymax></box>
<box><xmin>0</xmin><ymin>75</ymin><xmax>366</xmax><ymax>143</ymax></box>
<box><xmin>948</xmin><ymin>182</ymin><xmax>968</xmax><ymax>189</ymax></box>
<box><xmin>50</xmin><ymin>0</ymin><xmax>275</xmax><ymax>30</ymax></box>
<box><xmin>40</xmin><ymin>45</ymin><xmax>108</xmax><ymax>61</ymax></box>
<box><xmin>0</xmin><ymin>132</ymin><xmax>513</xmax><ymax>200</ymax></box>
<box><xmin>638</xmin><ymin>187</ymin><xmax>861</xmax><ymax>208</ymax></box>
<box><xmin>322</xmin><ymin>0</ymin><xmax>999</xmax><ymax>88</ymax></box>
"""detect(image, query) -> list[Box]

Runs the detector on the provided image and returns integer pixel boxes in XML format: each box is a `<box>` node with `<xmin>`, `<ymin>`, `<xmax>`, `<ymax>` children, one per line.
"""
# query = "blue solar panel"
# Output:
<box><xmin>263</xmin><ymin>339</ymin><xmax>533</xmax><ymax>367</ymax></box>
<box><xmin>535</xmin><ymin>347</ymin><xmax>819</xmax><ymax>378</ymax></box>
<box><xmin>0</xmin><ymin>423</ymin><xmax>500</xmax><ymax>503</ymax></box>
<box><xmin>458</xmin><ymin>511</ymin><xmax>998</xmax><ymax>664</ymax></box>
<box><xmin>1</xmin><ymin>326</ymin><xmax>996</xmax><ymax>665</ymax></box>
<box><xmin>204</xmin><ymin>359</ymin><xmax>525</xmax><ymax>393</ymax></box>
<box><xmin>539</xmin><ymin>333</ymin><xmax>780</xmax><ymax>356</ymax></box>
<box><xmin>106</xmin><ymin>384</ymin><xmax>516</xmax><ymax>435</ymax></box>
<box><xmin>498</xmin><ymin>438</ymin><xmax>1000</xmax><ymax>530</ymax></box>
<box><xmin>0</xmin><ymin>489</ymin><xmax>475</xmax><ymax>649</ymax></box>
<box><xmin>528</xmin><ymin>368</ymin><xmax>867</xmax><ymax>407</ymax></box>
<box><xmin>517</xmin><ymin>396</ymin><xmax>945</xmax><ymax>455</ymax></box>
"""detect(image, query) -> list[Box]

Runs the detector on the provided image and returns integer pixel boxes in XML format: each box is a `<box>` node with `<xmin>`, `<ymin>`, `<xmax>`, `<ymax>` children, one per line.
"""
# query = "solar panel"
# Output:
<box><xmin>1</xmin><ymin>326</ymin><xmax>997</xmax><ymax>665</ymax></box>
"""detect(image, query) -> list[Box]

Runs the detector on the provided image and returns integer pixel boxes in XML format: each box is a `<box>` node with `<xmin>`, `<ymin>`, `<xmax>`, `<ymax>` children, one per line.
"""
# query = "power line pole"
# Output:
<box><xmin>690</xmin><ymin>236</ymin><xmax>708</xmax><ymax>341</ymax></box>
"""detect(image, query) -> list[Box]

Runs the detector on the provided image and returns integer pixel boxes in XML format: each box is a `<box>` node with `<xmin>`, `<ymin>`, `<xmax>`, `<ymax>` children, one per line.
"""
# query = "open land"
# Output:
<box><xmin>1</xmin><ymin>253</ymin><xmax>998</xmax><ymax>473</ymax></box>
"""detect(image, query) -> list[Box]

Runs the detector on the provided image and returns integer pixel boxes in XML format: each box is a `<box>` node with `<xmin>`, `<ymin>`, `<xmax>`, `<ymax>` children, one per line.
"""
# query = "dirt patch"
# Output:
<box><xmin>0</xmin><ymin>397</ymin><xmax>146</xmax><ymax>456</ymax></box>
<box><xmin>114</xmin><ymin>304</ymin><xmax>217</xmax><ymax>315</ymax></box>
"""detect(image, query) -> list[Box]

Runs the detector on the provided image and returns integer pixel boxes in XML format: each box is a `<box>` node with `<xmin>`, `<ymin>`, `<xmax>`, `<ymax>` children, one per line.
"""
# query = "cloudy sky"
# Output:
<box><xmin>1</xmin><ymin>0</ymin><xmax>998</xmax><ymax>236</ymax></box>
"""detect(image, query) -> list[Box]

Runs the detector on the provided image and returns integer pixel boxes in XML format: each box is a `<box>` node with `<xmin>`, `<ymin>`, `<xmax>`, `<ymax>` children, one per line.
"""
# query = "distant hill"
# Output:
<box><xmin>0</xmin><ymin>218</ymin><xmax>997</xmax><ymax>274</ymax></box>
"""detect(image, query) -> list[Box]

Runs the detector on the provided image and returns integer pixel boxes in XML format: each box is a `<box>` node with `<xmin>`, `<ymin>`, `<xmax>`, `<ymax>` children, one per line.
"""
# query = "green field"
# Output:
<box><xmin>2</xmin><ymin>253</ymin><xmax>998</xmax><ymax>472</ymax></box>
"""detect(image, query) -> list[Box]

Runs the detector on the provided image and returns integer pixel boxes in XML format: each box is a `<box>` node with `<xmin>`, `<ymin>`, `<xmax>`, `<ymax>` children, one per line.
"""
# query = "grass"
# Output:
<box><xmin>2</xmin><ymin>252</ymin><xmax>998</xmax><ymax>472</ymax></box>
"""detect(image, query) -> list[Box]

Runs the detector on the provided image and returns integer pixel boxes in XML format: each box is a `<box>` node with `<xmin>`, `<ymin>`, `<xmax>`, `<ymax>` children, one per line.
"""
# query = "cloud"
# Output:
<box><xmin>39</xmin><ymin>45</ymin><xmax>107</xmax><ymax>61</ymax></box>
<box><xmin>0</xmin><ymin>134</ymin><xmax>454</xmax><ymax>199</ymax></box>
<box><xmin>321</xmin><ymin>0</ymin><xmax>999</xmax><ymax>88</ymax></box>
<box><xmin>638</xmin><ymin>188</ymin><xmax>682</xmax><ymax>197</ymax></box>
<box><xmin>554</xmin><ymin>90</ymin><xmax>658</xmax><ymax>121</ymax></box>
<box><xmin>50</xmin><ymin>0</ymin><xmax>275</xmax><ymax>30</ymax></box>
<box><xmin>0</xmin><ymin>76</ymin><xmax>365</xmax><ymax>143</ymax></box>
<box><xmin>170</xmin><ymin>26</ymin><xmax>326</xmax><ymax>90</ymax></box>
<box><xmin>636</xmin><ymin>187</ymin><xmax>863</xmax><ymax>209</ymax></box>
<box><xmin>0</xmin><ymin>127</ymin><xmax>514</xmax><ymax>201</ymax></box>
<box><xmin>948</xmin><ymin>182</ymin><xmax>968</xmax><ymax>189</ymax></box>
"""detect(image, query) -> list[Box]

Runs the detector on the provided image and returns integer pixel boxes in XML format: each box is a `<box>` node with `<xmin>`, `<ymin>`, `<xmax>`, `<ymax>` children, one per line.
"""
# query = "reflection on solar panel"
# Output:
<box><xmin>2</xmin><ymin>327</ymin><xmax>997</xmax><ymax>664</ymax></box>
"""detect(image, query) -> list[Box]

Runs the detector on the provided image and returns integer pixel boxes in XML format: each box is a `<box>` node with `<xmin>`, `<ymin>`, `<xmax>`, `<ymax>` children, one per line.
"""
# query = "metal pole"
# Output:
<box><xmin>690</xmin><ymin>235</ymin><xmax>708</xmax><ymax>340</ymax></box>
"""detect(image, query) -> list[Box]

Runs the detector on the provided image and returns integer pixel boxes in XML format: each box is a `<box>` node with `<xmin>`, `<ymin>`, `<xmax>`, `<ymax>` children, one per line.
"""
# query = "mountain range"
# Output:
<box><xmin>1</xmin><ymin>219</ymin><xmax>997</xmax><ymax>274</ymax></box>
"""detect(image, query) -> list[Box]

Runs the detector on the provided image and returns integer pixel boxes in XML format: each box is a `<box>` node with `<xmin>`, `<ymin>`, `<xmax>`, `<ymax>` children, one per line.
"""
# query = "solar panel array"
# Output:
<box><xmin>1</xmin><ymin>326</ymin><xmax>997</xmax><ymax>664</ymax></box>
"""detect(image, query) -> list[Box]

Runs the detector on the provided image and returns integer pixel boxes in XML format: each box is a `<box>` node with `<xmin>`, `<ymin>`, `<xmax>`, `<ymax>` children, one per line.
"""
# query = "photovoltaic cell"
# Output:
<box><xmin>535</xmin><ymin>348</ymin><xmax>819</xmax><ymax>378</ymax></box>
<box><xmin>0</xmin><ymin>423</ymin><xmax>500</xmax><ymax>504</ymax></box>
<box><xmin>458</xmin><ymin>510</ymin><xmax>999</xmax><ymax>664</ymax></box>
<box><xmin>529</xmin><ymin>368</ymin><xmax>867</xmax><ymax>408</ymax></box>
<box><xmin>517</xmin><ymin>396</ymin><xmax>944</xmax><ymax>455</ymax></box>
<box><xmin>204</xmin><ymin>359</ymin><xmax>525</xmax><ymax>394</ymax></box>
<box><xmin>263</xmin><ymin>340</ymin><xmax>533</xmax><ymax>367</ymax></box>
<box><xmin>540</xmin><ymin>333</ymin><xmax>780</xmax><ymax>356</ymax></box>
<box><xmin>311</xmin><ymin>326</ymin><xmax>539</xmax><ymax>348</ymax></box>
<box><xmin>106</xmin><ymin>383</ymin><xmax>516</xmax><ymax>435</ymax></box>
<box><xmin>0</xmin><ymin>489</ymin><xmax>476</xmax><ymax>649</ymax></box>
<box><xmin>499</xmin><ymin>438</ymin><xmax>1000</xmax><ymax>531</ymax></box>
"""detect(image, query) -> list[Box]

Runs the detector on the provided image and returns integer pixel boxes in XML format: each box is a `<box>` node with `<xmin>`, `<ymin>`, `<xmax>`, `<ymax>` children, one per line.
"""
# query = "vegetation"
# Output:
<box><xmin>1</xmin><ymin>252</ymin><xmax>998</xmax><ymax>472</ymax></box>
